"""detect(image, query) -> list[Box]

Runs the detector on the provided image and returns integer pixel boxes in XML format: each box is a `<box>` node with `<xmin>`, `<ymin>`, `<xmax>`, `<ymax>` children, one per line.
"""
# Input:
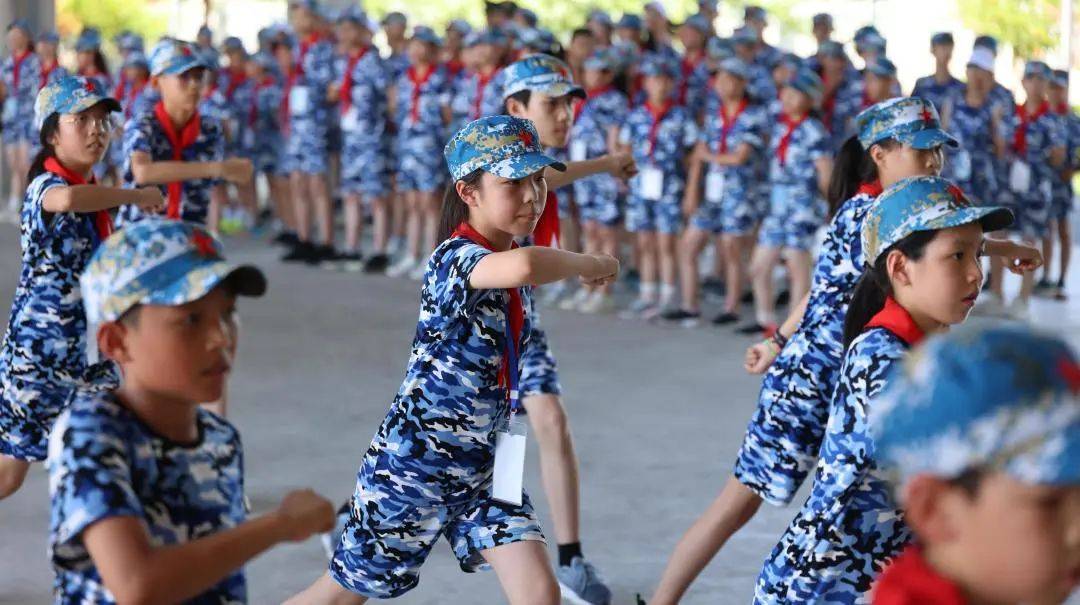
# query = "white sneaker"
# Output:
<box><xmin>1006</xmin><ymin>297</ymin><xmax>1031</xmax><ymax>322</ymax></box>
<box><xmin>408</xmin><ymin>262</ymin><xmax>427</xmax><ymax>282</ymax></box>
<box><xmin>618</xmin><ymin>298</ymin><xmax>657</xmax><ymax>320</ymax></box>
<box><xmin>579</xmin><ymin>292</ymin><xmax>614</xmax><ymax>314</ymax></box>
<box><xmin>559</xmin><ymin>288</ymin><xmax>590</xmax><ymax>311</ymax></box>
<box><xmin>973</xmin><ymin>292</ymin><xmax>1006</xmax><ymax>317</ymax></box>
<box><xmin>539</xmin><ymin>281</ymin><xmax>568</xmax><ymax>306</ymax></box>
<box><xmin>387</xmin><ymin>256</ymin><xmax>418</xmax><ymax>278</ymax></box>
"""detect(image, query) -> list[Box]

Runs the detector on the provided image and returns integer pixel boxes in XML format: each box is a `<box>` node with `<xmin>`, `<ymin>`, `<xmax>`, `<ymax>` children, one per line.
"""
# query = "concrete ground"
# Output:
<box><xmin>1</xmin><ymin>223</ymin><xmax>1078</xmax><ymax>604</ymax></box>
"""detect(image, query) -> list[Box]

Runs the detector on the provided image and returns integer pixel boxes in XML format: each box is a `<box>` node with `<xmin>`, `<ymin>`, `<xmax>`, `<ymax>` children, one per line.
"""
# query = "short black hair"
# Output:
<box><xmin>501</xmin><ymin>89</ymin><xmax>532</xmax><ymax>114</ymax></box>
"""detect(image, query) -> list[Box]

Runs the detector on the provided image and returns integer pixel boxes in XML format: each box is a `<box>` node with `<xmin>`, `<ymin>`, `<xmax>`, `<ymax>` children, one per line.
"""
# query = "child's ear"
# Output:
<box><xmin>869</xmin><ymin>143</ymin><xmax>889</xmax><ymax>169</ymax></box>
<box><xmin>505</xmin><ymin>96</ymin><xmax>526</xmax><ymax>118</ymax></box>
<box><xmin>149</xmin><ymin>76</ymin><xmax>161</xmax><ymax>91</ymax></box>
<box><xmin>885</xmin><ymin>248</ymin><xmax>912</xmax><ymax>288</ymax></box>
<box><xmin>456</xmin><ymin>180</ymin><xmax>480</xmax><ymax>207</ymax></box>
<box><xmin>903</xmin><ymin>475</ymin><xmax>964</xmax><ymax>543</ymax></box>
<box><xmin>97</xmin><ymin>321</ymin><xmax>133</xmax><ymax>365</ymax></box>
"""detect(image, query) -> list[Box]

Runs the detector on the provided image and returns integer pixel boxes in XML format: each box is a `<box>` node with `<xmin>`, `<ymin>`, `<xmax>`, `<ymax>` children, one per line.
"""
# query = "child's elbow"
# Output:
<box><xmin>109</xmin><ymin>576</ymin><xmax>158</xmax><ymax>605</ymax></box>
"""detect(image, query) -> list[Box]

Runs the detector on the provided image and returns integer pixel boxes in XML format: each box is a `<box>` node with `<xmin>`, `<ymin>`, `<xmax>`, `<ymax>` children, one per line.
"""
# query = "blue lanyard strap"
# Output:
<box><xmin>503</xmin><ymin>290</ymin><xmax>520</xmax><ymax>416</ymax></box>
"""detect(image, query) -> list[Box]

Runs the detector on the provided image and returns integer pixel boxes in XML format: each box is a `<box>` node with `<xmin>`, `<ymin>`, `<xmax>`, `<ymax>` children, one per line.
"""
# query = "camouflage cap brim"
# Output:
<box><xmin>139</xmin><ymin>261</ymin><xmax>267</xmax><ymax>310</ymax></box>
<box><xmin>896</xmin><ymin>128</ymin><xmax>960</xmax><ymax>150</ymax></box>
<box><xmin>486</xmin><ymin>151</ymin><xmax>566</xmax><ymax>180</ymax></box>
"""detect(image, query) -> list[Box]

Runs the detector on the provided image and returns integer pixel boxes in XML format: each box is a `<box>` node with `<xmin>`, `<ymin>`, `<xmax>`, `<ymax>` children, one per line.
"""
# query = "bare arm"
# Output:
<box><xmin>682</xmin><ymin>142</ymin><xmax>706</xmax><ymax>216</ymax></box>
<box><xmin>469</xmin><ymin>246</ymin><xmax>618</xmax><ymax>290</ymax></box>
<box><xmin>83</xmin><ymin>489</ymin><xmax>332</xmax><ymax>605</ymax></box>
<box><xmin>778</xmin><ymin>291</ymin><xmax>809</xmax><ymax>339</ymax></box>
<box><xmin>42</xmin><ymin>185</ymin><xmax>163</xmax><ymax>214</ymax></box>
<box><xmin>815</xmin><ymin>156</ymin><xmax>833</xmax><ymax>196</ymax></box>
<box><xmin>705</xmin><ymin>142</ymin><xmax>753</xmax><ymax>167</ymax></box>
<box><xmin>129</xmin><ymin>151</ymin><xmax>222</xmax><ymax>186</ymax></box>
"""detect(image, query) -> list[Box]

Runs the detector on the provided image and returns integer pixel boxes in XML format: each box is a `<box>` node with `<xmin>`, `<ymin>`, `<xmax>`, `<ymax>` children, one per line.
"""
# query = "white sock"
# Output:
<box><xmin>660</xmin><ymin>283</ymin><xmax>677</xmax><ymax>306</ymax></box>
<box><xmin>639</xmin><ymin>282</ymin><xmax>657</xmax><ymax>303</ymax></box>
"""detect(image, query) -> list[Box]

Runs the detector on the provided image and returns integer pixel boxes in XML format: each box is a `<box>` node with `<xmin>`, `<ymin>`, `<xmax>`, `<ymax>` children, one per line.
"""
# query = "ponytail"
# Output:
<box><xmin>842</xmin><ymin>229</ymin><xmax>937</xmax><ymax>348</ymax></box>
<box><xmin>27</xmin><ymin>113</ymin><xmax>60</xmax><ymax>182</ymax></box>
<box><xmin>437</xmin><ymin>169</ymin><xmax>482</xmax><ymax>243</ymax></box>
<box><xmin>826</xmin><ymin>135</ymin><xmax>897</xmax><ymax>217</ymax></box>
<box><xmin>93</xmin><ymin>50</ymin><xmax>109</xmax><ymax>77</ymax></box>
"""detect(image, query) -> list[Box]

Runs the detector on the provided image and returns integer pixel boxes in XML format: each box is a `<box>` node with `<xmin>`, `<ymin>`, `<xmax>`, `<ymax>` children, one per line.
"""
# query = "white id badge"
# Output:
<box><xmin>952</xmin><ymin>151</ymin><xmax>972</xmax><ymax>181</ymax></box>
<box><xmin>242</xmin><ymin>128</ymin><xmax>256</xmax><ymax>149</ymax></box>
<box><xmin>640</xmin><ymin>166</ymin><xmax>664</xmax><ymax>201</ymax></box>
<box><xmin>492</xmin><ymin>418</ymin><xmax>528</xmax><ymax>506</ymax></box>
<box><xmin>2</xmin><ymin>98</ymin><xmax>15</xmax><ymax>122</ymax></box>
<box><xmin>1010</xmin><ymin>160</ymin><xmax>1032</xmax><ymax>192</ymax></box>
<box><xmin>289</xmin><ymin>86</ymin><xmax>311</xmax><ymax>116</ymax></box>
<box><xmin>570</xmin><ymin>139</ymin><xmax>588</xmax><ymax>162</ymax></box>
<box><xmin>342</xmin><ymin>107</ymin><xmax>361</xmax><ymax>133</ymax></box>
<box><xmin>705</xmin><ymin>170</ymin><xmax>725</xmax><ymax>203</ymax></box>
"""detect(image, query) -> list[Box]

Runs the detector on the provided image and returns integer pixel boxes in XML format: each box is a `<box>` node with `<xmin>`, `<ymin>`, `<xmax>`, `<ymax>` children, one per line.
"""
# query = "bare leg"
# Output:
<box><xmin>283</xmin><ymin>573</ymin><xmax>367</xmax><ymax>605</ymax></box>
<box><xmin>784</xmin><ymin>249</ymin><xmax>813</xmax><ymax>304</ymax></box>
<box><xmin>1042</xmin><ymin>230</ymin><xmax>1055</xmax><ymax>283</ymax></box>
<box><xmin>522</xmin><ymin>393</ymin><xmax>580</xmax><ymax>545</ymax></box>
<box><xmin>638</xmin><ymin>231</ymin><xmax>658</xmax><ymax>288</ymax></box>
<box><xmin>310</xmin><ymin>174</ymin><xmax>333</xmax><ymax>246</ymax></box>
<box><xmin>369</xmin><ymin>195</ymin><xmax>389</xmax><ymax>253</ymax></box>
<box><xmin>270</xmin><ymin>175</ymin><xmax>294</xmax><ymax>231</ymax></box>
<box><xmin>0</xmin><ymin>455</ymin><xmax>31</xmax><ymax>500</ymax></box>
<box><xmin>649</xmin><ymin>476</ymin><xmax>764</xmax><ymax>605</ymax></box>
<box><xmin>422</xmin><ymin>191</ymin><xmax>440</xmax><ymax>254</ymax></box>
<box><xmin>598</xmin><ymin>226</ymin><xmax>617</xmax><ymax>296</ymax></box>
<box><xmin>481</xmin><ymin>540</ymin><xmax>560</xmax><ymax>605</ymax></box>
<box><xmin>405</xmin><ymin>191</ymin><xmax>422</xmax><ymax>260</ymax></box>
<box><xmin>678</xmin><ymin>228</ymin><xmax>709</xmax><ymax>313</ymax></box>
<box><xmin>343</xmin><ymin>192</ymin><xmax>363</xmax><ymax>252</ymax></box>
<box><xmin>291</xmin><ymin>171</ymin><xmax>311</xmax><ymax>242</ymax></box>
<box><xmin>722</xmin><ymin>234</ymin><xmax>750</xmax><ymax>314</ymax></box>
<box><xmin>207</xmin><ymin>184</ymin><xmax>227</xmax><ymax>234</ymax></box>
<box><xmin>750</xmin><ymin>246</ymin><xmax>782</xmax><ymax>325</ymax></box>
<box><xmin>1059</xmin><ymin>220</ymin><xmax>1072</xmax><ymax>285</ymax></box>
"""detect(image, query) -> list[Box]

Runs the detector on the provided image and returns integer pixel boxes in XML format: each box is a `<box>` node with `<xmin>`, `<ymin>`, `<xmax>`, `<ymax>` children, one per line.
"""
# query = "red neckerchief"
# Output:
<box><xmin>1012</xmin><ymin>101</ymin><xmax>1050</xmax><ymax>156</ymax></box>
<box><xmin>678</xmin><ymin>50</ymin><xmax>705</xmax><ymax>105</ymax></box>
<box><xmin>1053</xmin><ymin>102</ymin><xmax>1069</xmax><ymax>115</ymax></box>
<box><xmin>445</xmin><ymin>59</ymin><xmax>465</xmax><ymax>78</ymax></box>
<box><xmin>407</xmin><ymin>63</ymin><xmax>437</xmax><ymax>125</ymax></box>
<box><xmin>43</xmin><ymin>157</ymin><xmax>112</xmax><ymax>242</ymax></box>
<box><xmin>339</xmin><ymin>46</ymin><xmax>369</xmax><ymax>113</ymax></box>
<box><xmin>645</xmin><ymin>99</ymin><xmax>675</xmax><ymax>160</ymax></box>
<box><xmin>864</xmin><ymin>296</ymin><xmax>926</xmax><ymax>346</ymax></box>
<box><xmin>122</xmin><ymin>79</ymin><xmax>147</xmax><ymax>119</ymax></box>
<box><xmin>471</xmin><ymin>66</ymin><xmax>498</xmax><ymax>120</ymax></box>
<box><xmin>39</xmin><ymin>59</ymin><xmax>58</xmax><ymax>90</ymax></box>
<box><xmin>203</xmin><ymin>81</ymin><xmax>218</xmax><ymax>100</ymax></box>
<box><xmin>533</xmin><ymin>190</ymin><xmax>560</xmax><ymax>248</ymax></box>
<box><xmin>451</xmin><ymin>222</ymin><xmax>525</xmax><ymax>393</ymax></box>
<box><xmin>10</xmin><ymin>49</ymin><xmax>31</xmax><ymax>90</ymax></box>
<box><xmin>777</xmin><ymin>112</ymin><xmax>808</xmax><ymax>166</ymax></box>
<box><xmin>861</xmin><ymin>85</ymin><xmax>873</xmax><ymax>109</ymax></box>
<box><xmin>872</xmin><ymin>545</ymin><xmax>968</xmax><ymax>605</ymax></box>
<box><xmin>152</xmin><ymin>100</ymin><xmax>202</xmax><ymax>219</ymax></box>
<box><xmin>250</xmin><ymin>75</ymin><xmax>274</xmax><ymax>127</ymax></box>
<box><xmin>112</xmin><ymin>71</ymin><xmax>128</xmax><ymax>102</ymax></box>
<box><xmin>718</xmin><ymin>97</ymin><xmax>749</xmax><ymax>153</ymax></box>
<box><xmin>224</xmin><ymin>68</ymin><xmax>248</xmax><ymax>102</ymax></box>
<box><xmin>858</xmin><ymin>180</ymin><xmax>884</xmax><ymax>197</ymax></box>
<box><xmin>574</xmin><ymin>85</ymin><xmax>614</xmax><ymax>122</ymax></box>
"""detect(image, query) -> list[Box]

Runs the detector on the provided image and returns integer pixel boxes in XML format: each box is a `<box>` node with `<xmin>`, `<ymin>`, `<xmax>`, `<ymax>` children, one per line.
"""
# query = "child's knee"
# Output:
<box><xmin>0</xmin><ymin>459</ymin><xmax>29</xmax><ymax>499</ymax></box>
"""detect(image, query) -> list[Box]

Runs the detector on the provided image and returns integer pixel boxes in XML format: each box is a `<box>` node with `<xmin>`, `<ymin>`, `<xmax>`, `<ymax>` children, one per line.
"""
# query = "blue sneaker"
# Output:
<box><xmin>557</xmin><ymin>556</ymin><xmax>612</xmax><ymax>605</ymax></box>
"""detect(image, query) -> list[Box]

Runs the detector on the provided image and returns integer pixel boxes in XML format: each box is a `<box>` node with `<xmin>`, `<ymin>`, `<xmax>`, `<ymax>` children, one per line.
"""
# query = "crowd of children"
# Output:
<box><xmin>0</xmin><ymin>1</ymin><xmax>1077</xmax><ymax>604</ymax></box>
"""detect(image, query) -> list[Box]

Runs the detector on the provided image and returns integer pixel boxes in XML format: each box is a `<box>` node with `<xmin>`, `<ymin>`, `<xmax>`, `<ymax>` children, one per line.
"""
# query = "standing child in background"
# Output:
<box><xmin>287</xmin><ymin>116</ymin><xmax>617</xmax><ymax>605</ymax></box>
<box><xmin>452</xmin><ymin>30</ymin><xmax>504</xmax><ymax>129</ymax></box>
<box><xmin>118</xmin><ymin>39</ymin><xmax>252</xmax><ymax>228</ymax></box>
<box><xmin>565</xmin><ymin>48</ymin><xmax>628</xmax><ymax>314</ymax></box>
<box><xmin>1044</xmin><ymin>69</ymin><xmax>1078</xmax><ymax>301</ymax></box>
<box><xmin>939</xmin><ymin>50</ymin><xmax>1006</xmax><ymax>208</ymax></box>
<box><xmin>381</xmin><ymin>11</ymin><xmax>411</xmax><ymax>259</ymax></box>
<box><xmin>675</xmin><ymin>15</ymin><xmax>711</xmax><ymax>121</ymax></box>
<box><xmin>108</xmin><ymin>52</ymin><xmax>152</xmax><ymax>183</ymax></box>
<box><xmin>280</xmin><ymin>0</ymin><xmax>338</xmax><ymax>264</ymax></box>
<box><xmin>742</xmin><ymin>68</ymin><xmax>831</xmax><ymax>336</ymax></box>
<box><xmin>669</xmin><ymin>58</ymin><xmax>767</xmax><ymax>327</ymax></box>
<box><xmin>855</xmin><ymin>56</ymin><xmax>900</xmax><ymax>115</ymax></box>
<box><xmin>219</xmin><ymin>36</ymin><xmax>258</xmax><ymax>234</ymax></box>
<box><xmin>988</xmin><ymin>61</ymin><xmax>1065</xmax><ymax>319</ymax></box>
<box><xmin>50</xmin><ymin>218</ymin><xmax>334</xmax><ymax>603</ymax></box>
<box><xmin>0</xmin><ymin>77</ymin><xmax>164</xmax><ymax>499</ymax></box>
<box><xmin>35</xmin><ymin>30</ymin><xmax>68</xmax><ymax>88</ymax></box>
<box><xmin>1</xmin><ymin>20</ymin><xmax>41</xmax><ymax>221</ymax></box>
<box><xmin>911</xmin><ymin>33</ymin><xmax>965</xmax><ymax>114</ymax></box>
<box><xmin>755</xmin><ymin>176</ymin><xmax>1013</xmax><ymax>603</ymax></box>
<box><xmin>74</xmin><ymin>28</ymin><xmax>111</xmax><ymax>93</ymax></box>
<box><xmin>386</xmin><ymin>26</ymin><xmax>453</xmax><ymax>280</ymax></box>
<box><xmin>330</xmin><ymin>7</ymin><xmax>391</xmax><ymax>273</ymax></box>
<box><xmin>870</xmin><ymin>325</ymin><xmax>1080</xmax><ymax>605</ymax></box>
<box><xmin>198</xmin><ymin>49</ymin><xmax>232</xmax><ymax>234</ymax></box>
<box><xmin>270</xmin><ymin>37</ymin><xmax>300</xmax><ymax>246</ymax></box>
<box><xmin>818</xmin><ymin>40</ymin><xmax>863</xmax><ymax>152</ymax></box>
<box><xmin>619</xmin><ymin>53</ymin><xmax>698</xmax><ymax>320</ymax></box>
<box><xmin>247</xmin><ymin>51</ymin><xmax>289</xmax><ymax>244</ymax></box>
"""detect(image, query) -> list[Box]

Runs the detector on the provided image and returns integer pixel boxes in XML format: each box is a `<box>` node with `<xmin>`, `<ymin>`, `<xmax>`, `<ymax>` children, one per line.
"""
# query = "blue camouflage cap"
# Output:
<box><xmin>38</xmin><ymin>30</ymin><xmax>60</xmax><ymax>45</ymax></box>
<box><xmin>583</xmin><ymin>48</ymin><xmax>617</xmax><ymax>72</ymax></box>
<box><xmin>872</xmin><ymin>323</ymin><xmax>1080</xmax><ymax>487</ymax></box>
<box><xmin>123</xmin><ymin>51</ymin><xmax>150</xmax><ymax>71</ymax></box>
<box><xmin>858</xmin><ymin>31</ymin><xmax>887</xmax><ymax>54</ymax></box>
<box><xmin>588</xmin><ymin>9</ymin><xmax>613</xmax><ymax>27</ymax></box>
<box><xmin>931</xmin><ymin>32</ymin><xmax>954</xmax><ymax>47</ymax></box>
<box><xmin>34</xmin><ymin>75</ymin><xmax>121</xmax><ymax>131</ymax></box>
<box><xmin>1052</xmin><ymin>69</ymin><xmax>1069</xmax><ymax>88</ymax></box>
<box><xmin>150</xmin><ymin>39</ymin><xmax>208</xmax><ymax>77</ymax></box>
<box><xmin>82</xmin><ymin>219</ymin><xmax>266</xmax><ymax>325</ymax></box>
<box><xmin>444</xmin><ymin>115</ymin><xmax>566</xmax><ymax>181</ymax></box>
<box><xmin>611</xmin><ymin>40</ymin><xmax>642</xmax><ymax>71</ymax></box>
<box><xmin>518</xmin><ymin>8</ymin><xmax>539</xmax><ymax>27</ymax></box>
<box><xmin>784</xmin><ymin>67</ymin><xmax>823</xmax><ymax>105</ymax></box>
<box><xmin>7</xmin><ymin>19</ymin><xmax>31</xmax><ymax>34</ymax></box>
<box><xmin>856</xmin><ymin>96</ymin><xmax>958</xmax><ymax>150</ymax></box>
<box><xmin>717</xmin><ymin>57</ymin><xmax>750</xmax><ymax>80</ymax></box>
<box><xmin>732</xmin><ymin>26</ymin><xmax>757</xmax><ymax>46</ymax></box>
<box><xmin>744</xmin><ymin>5</ymin><xmax>766</xmax><ymax>21</ymax></box>
<box><xmin>1023</xmin><ymin>60</ymin><xmax>1052</xmax><ymax>80</ymax></box>
<box><xmin>381</xmin><ymin>11</ymin><xmax>407</xmax><ymax>27</ymax></box>
<box><xmin>776</xmin><ymin>52</ymin><xmax>802</xmax><ymax>73</ymax></box>
<box><xmin>336</xmin><ymin>5</ymin><xmax>369</xmax><ymax>26</ymax></box>
<box><xmin>812</xmin><ymin>13</ymin><xmax>833</xmax><ymax>27</ymax></box>
<box><xmin>288</xmin><ymin>0</ymin><xmax>318</xmax><ymax>10</ymax></box>
<box><xmin>706</xmin><ymin>36</ymin><xmax>734</xmax><ymax>61</ymax></box>
<box><xmin>854</xmin><ymin>25</ymin><xmax>880</xmax><ymax>44</ymax></box>
<box><xmin>252</xmin><ymin>51</ymin><xmax>277</xmax><ymax>72</ymax></box>
<box><xmin>198</xmin><ymin>48</ymin><xmax>220</xmax><ymax>72</ymax></box>
<box><xmin>617</xmin><ymin>14</ymin><xmax>643</xmax><ymax>30</ymax></box>
<box><xmin>639</xmin><ymin>52</ymin><xmax>679</xmax><ymax>78</ymax></box>
<box><xmin>502</xmin><ymin>53</ymin><xmax>584</xmax><ymax>100</ymax></box>
<box><xmin>447</xmin><ymin>19</ymin><xmax>472</xmax><ymax>36</ymax></box>
<box><xmin>411</xmin><ymin>25</ymin><xmax>442</xmax><ymax>46</ymax></box>
<box><xmin>974</xmin><ymin>34</ymin><xmax>998</xmax><ymax>56</ymax></box>
<box><xmin>516</xmin><ymin>28</ymin><xmax>558</xmax><ymax>54</ymax></box>
<box><xmin>682</xmin><ymin>14</ymin><xmax>712</xmax><ymax>34</ymax></box>
<box><xmin>197</xmin><ymin>25</ymin><xmax>213</xmax><ymax>39</ymax></box>
<box><xmin>464</xmin><ymin>29</ymin><xmax>501</xmax><ymax>48</ymax></box>
<box><xmin>222</xmin><ymin>36</ymin><xmax>246</xmax><ymax>54</ymax></box>
<box><xmin>867</xmin><ymin>56</ymin><xmax>897</xmax><ymax>79</ymax></box>
<box><xmin>120</xmin><ymin>33</ymin><xmax>145</xmax><ymax>53</ymax></box>
<box><xmin>862</xmin><ymin>176</ymin><xmax>1012</xmax><ymax>265</ymax></box>
<box><xmin>75</xmin><ymin>28</ymin><xmax>102</xmax><ymax>53</ymax></box>
<box><xmin>818</xmin><ymin>40</ymin><xmax>846</xmax><ymax>59</ymax></box>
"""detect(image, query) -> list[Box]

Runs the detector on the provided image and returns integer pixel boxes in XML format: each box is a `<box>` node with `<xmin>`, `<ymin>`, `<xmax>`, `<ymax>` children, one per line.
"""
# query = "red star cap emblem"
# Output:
<box><xmin>946</xmin><ymin>183</ymin><xmax>965</xmax><ymax>203</ymax></box>
<box><xmin>920</xmin><ymin>105</ymin><xmax>935</xmax><ymax>125</ymax></box>
<box><xmin>180</xmin><ymin>45</ymin><xmax>192</xmax><ymax>57</ymax></box>
<box><xmin>1057</xmin><ymin>357</ymin><xmax>1080</xmax><ymax>393</ymax></box>
<box><xmin>519</xmin><ymin>129</ymin><xmax>534</xmax><ymax>148</ymax></box>
<box><xmin>191</xmin><ymin>230</ymin><xmax>218</xmax><ymax>258</ymax></box>
<box><xmin>84</xmin><ymin>80</ymin><xmax>95</xmax><ymax>93</ymax></box>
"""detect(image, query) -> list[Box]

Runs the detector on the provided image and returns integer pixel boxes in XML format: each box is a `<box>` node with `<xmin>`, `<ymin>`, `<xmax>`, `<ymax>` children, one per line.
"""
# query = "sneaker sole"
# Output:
<box><xmin>558</xmin><ymin>581</ymin><xmax>607</xmax><ymax>605</ymax></box>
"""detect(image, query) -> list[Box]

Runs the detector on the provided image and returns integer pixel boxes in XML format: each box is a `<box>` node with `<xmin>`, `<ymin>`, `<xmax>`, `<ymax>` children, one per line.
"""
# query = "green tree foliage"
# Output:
<box><xmin>57</xmin><ymin>0</ymin><xmax>168</xmax><ymax>48</ymax></box>
<box><xmin>956</xmin><ymin>0</ymin><xmax>1071</xmax><ymax>58</ymax></box>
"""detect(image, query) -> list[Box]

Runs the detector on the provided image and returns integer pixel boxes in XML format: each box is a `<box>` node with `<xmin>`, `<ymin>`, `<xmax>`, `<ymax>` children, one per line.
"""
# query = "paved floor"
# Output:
<box><xmin>0</xmin><ymin>223</ymin><xmax>1078</xmax><ymax>604</ymax></box>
